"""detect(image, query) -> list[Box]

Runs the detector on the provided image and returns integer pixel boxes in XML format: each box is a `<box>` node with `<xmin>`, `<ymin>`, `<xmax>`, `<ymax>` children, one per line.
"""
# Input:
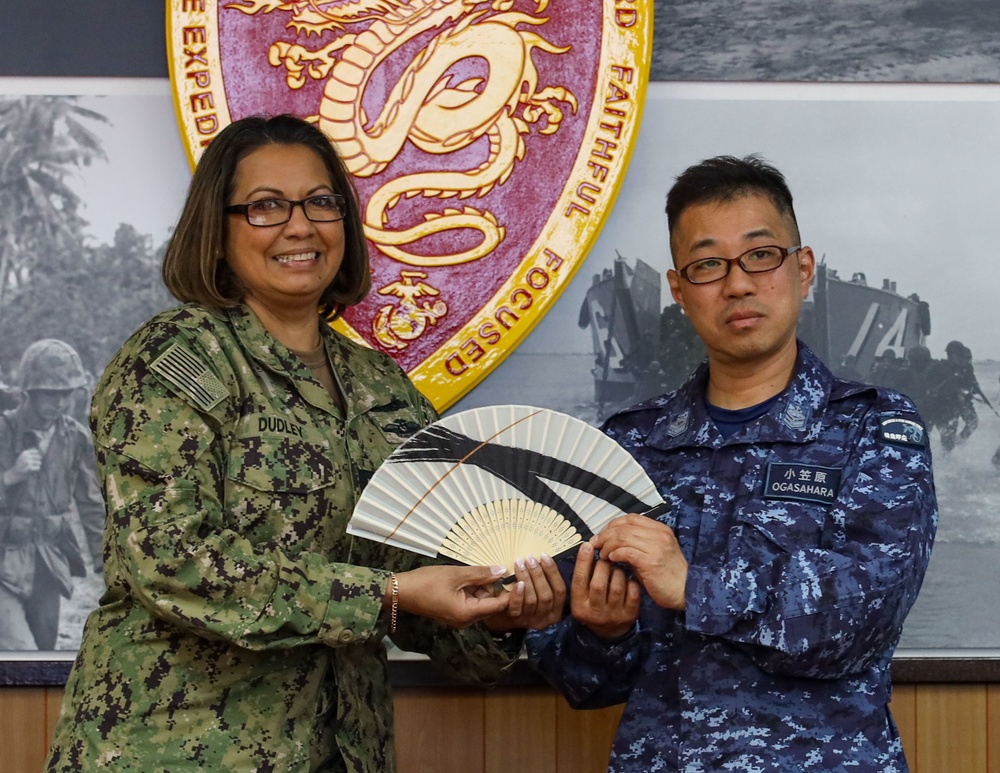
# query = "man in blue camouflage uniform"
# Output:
<box><xmin>528</xmin><ymin>155</ymin><xmax>937</xmax><ymax>772</ymax></box>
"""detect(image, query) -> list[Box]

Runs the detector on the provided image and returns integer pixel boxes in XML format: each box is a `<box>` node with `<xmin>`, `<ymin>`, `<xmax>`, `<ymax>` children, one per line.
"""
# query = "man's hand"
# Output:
<box><xmin>593</xmin><ymin>514</ymin><xmax>688</xmax><ymax>611</ymax></box>
<box><xmin>2</xmin><ymin>448</ymin><xmax>42</xmax><ymax>487</ymax></box>
<box><xmin>482</xmin><ymin>553</ymin><xmax>567</xmax><ymax>632</ymax></box>
<box><xmin>570</xmin><ymin>542</ymin><xmax>641</xmax><ymax>640</ymax></box>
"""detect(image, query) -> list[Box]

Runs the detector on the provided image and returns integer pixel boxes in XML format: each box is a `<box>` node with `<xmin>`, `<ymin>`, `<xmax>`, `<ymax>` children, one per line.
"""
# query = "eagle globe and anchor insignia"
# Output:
<box><xmin>168</xmin><ymin>0</ymin><xmax>651</xmax><ymax>411</ymax></box>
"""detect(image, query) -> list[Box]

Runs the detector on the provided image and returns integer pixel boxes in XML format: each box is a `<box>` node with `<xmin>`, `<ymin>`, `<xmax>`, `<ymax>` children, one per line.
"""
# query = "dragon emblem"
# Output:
<box><xmin>228</xmin><ymin>0</ymin><xmax>577</xmax><ymax>302</ymax></box>
<box><xmin>169</xmin><ymin>0</ymin><xmax>649</xmax><ymax>408</ymax></box>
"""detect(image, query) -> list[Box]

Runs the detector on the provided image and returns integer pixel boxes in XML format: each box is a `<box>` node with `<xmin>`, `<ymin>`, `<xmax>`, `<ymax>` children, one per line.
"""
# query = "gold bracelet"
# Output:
<box><xmin>388</xmin><ymin>572</ymin><xmax>399</xmax><ymax>635</ymax></box>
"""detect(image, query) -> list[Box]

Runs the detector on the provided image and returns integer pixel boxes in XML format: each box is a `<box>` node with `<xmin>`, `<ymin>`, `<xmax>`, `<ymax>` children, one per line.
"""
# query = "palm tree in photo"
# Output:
<box><xmin>0</xmin><ymin>96</ymin><xmax>107</xmax><ymax>321</ymax></box>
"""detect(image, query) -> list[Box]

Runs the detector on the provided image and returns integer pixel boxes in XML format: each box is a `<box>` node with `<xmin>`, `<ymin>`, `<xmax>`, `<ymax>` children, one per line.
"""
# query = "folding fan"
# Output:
<box><xmin>347</xmin><ymin>405</ymin><xmax>667</xmax><ymax>572</ymax></box>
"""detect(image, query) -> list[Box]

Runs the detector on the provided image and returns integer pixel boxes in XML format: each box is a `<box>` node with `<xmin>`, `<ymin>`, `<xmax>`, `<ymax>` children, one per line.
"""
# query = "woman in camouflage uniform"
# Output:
<box><xmin>45</xmin><ymin>115</ymin><xmax>565</xmax><ymax>772</ymax></box>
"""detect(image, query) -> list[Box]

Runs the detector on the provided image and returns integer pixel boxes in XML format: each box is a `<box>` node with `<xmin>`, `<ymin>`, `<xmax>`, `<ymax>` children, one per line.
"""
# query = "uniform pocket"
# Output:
<box><xmin>227</xmin><ymin>434</ymin><xmax>338</xmax><ymax>495</ymax></box>
<box><xmin>224</xmin><ymin>432</ymin><xmax>342</xmax><ymax>552</ymax></box>
<box><xmin>2</xmin><ymin>516</ymin><xmax>32</xmax><ymax>546</ymax></box>
<box><xmin>0</xmin><ymin>544</ymin><xmax>33</xmax><ymax>593</ymax></box>
<box><xmin>55</xmin><ymin>518</ymin><xmax>87</xmax><ymax>577</ymax></box>
<box><xmin>733</xmin><ymin>502</ymin><xmax>827</xmax><ymax>560</ymax></box>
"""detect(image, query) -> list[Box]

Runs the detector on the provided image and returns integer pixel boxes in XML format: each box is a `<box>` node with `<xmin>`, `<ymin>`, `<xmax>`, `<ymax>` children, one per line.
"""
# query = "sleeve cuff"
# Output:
<box><xmin>316</xmin><ymin>565</ymin><xmax>390</xmax><ymax>646</ymax></box>
<box><xmin>567</xmin><ymin>619</ymin><xmax>640</xmax><ymax>661</ymax></box>
<box><xmin>684</xmin><ymin>564</ymin><xmax>763</xmax><ymax>636</ymax></box>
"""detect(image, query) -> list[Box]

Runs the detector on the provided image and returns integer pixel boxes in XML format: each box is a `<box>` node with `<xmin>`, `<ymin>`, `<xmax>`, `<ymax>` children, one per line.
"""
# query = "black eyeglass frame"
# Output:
<box><xmin>224</xmin><ymin>194</ymin><xmax>348</xmax><ymax>227</ymax></box>
<box><xmin>677</xmin><ymin>245</ymin><xmax>802</xmax><ymax>285</ymax></box>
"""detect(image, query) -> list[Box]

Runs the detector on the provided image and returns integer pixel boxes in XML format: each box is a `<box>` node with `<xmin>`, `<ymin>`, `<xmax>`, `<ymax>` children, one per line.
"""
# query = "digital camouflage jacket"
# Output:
<box><xmin>528</xmin><ymin>345</ymin><xmax>938</xmax><ymax>772</ymax></box>
<box><xmin>46</xmin><ymin>304</ymin><xmax>518</xmax><ymax>772</ymax></box>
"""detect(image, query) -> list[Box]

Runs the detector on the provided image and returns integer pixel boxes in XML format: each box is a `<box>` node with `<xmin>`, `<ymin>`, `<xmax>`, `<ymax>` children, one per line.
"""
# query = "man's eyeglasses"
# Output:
<box><xmin>677</xmin><ymin>245</ymin><xmax>801</xmax><ymax>285</ymax></box>
<box><xmin>224</xmin><ymin>194</ymin><xmax>347</xmax><ymax>227</ymax></box>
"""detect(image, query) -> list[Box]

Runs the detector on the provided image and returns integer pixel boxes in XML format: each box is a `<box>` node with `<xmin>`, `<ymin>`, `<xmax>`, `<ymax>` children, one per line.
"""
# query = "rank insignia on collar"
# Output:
<box><xmin>167</xmin><ymin>0</ymin><xmax>652</xmax><ymax>413</ymax></box>
<box><xmin>667</xmin><ymin>411</ymin><xmax>689</xmax><ymax>437</ymax></box>
<box><xmin>781</xmin><ymin>402</ymin><xmax>807</xmax><ymax>430</ymax></box>
<box><xmin>879</xmin><ymin>416</ymin><xmax>926</xmax><ymax>447</ymax></box>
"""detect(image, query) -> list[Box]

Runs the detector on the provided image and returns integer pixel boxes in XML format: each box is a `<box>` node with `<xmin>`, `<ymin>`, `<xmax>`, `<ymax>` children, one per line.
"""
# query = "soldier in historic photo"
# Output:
<box><xmin>924</xmin><ymin>340</ymin><xmax>981</xmax><ymax>454</ymax></box>
<box><xmin>0</xmin><ymin>339</ymin><xmax>104</xmax><ymax>651</ymax></box>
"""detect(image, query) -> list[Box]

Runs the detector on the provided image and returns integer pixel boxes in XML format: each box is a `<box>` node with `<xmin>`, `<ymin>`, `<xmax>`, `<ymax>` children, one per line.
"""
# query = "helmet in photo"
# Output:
<box><xmin>944</xmin><ymin>340</ymin><xmax>965</xmax><ymax>356</ymax></box>
<box><xmin>18</xmin><ymin>339</ymin><xmax>87</xmax><ymax>392</ymax></box>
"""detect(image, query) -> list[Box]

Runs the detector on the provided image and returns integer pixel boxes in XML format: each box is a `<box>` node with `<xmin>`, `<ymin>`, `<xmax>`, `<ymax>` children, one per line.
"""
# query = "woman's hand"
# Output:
<box><xmin>393</xmin><ymin>564</ymin><xmax>511</xmax><ymax>628</ymax></box>
<box><xmin>481</xmin><ymin>553</ymin><xmax>567</xmax><ymax>633</ymax></box>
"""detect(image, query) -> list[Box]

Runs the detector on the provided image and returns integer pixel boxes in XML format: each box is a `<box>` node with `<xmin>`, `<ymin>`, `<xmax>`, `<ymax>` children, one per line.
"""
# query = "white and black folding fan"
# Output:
<box><xmin>347</xmin><ymin>405</ymin><xmax>667</xmax><ymax>572</ymax></box>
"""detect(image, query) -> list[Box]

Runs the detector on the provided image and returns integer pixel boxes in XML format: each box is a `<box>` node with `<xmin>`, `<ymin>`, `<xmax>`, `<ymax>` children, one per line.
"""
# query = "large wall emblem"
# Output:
<box><xmin>168</xmin><ymin>0</ymin><xmax>651</xmax><ymax>411</ymax></box>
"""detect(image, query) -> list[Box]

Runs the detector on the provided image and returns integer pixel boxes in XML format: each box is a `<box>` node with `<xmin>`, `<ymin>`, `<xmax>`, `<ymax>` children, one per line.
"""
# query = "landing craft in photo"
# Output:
<box><xmin>167</xmin><ymin>0</ymin><xmax>652</xmax><ymax>411</ymax></box>
<box><xmin>581</xmin><ymin>256</ymin><xmax>932</xmax><ymax>418</ymax></box>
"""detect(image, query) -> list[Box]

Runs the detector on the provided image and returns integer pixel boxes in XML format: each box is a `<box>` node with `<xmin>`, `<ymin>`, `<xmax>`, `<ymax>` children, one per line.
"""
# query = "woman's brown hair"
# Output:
<box><xmin>162</xmin><ymin>114</ymin><xmax>370</xmax><ymax>319</ymax></box>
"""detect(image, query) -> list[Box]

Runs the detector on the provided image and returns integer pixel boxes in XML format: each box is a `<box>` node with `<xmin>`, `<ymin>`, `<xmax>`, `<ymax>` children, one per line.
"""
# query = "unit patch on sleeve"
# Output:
<box><xmin>764</xmin><ymin>463</ymin><xmax>842</xmax><ymax>505</ymax></box>
<box><xmin>879</xmin><ymin>415</ymin><xmax>926</xmax><ymax>447</ymax></box>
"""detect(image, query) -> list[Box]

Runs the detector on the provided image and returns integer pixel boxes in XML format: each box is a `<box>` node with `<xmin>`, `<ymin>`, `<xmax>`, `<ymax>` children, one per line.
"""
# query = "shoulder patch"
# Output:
<box><xmin>150</xmin><ymin>342</ymin><xmax>229</xmax><ymax>411</ymax></box>
<box><xmin>879</xmin><ymin>415</ymin><xmax>926</xmax><ymax>447</ymax></box>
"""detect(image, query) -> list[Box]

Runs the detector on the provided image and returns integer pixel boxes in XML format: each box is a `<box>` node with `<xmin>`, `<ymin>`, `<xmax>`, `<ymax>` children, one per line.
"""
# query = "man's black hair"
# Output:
<box><xmin>665</xmin><ymin>154</ymin><xmax>800</xmax><ymax>244</ymax></box>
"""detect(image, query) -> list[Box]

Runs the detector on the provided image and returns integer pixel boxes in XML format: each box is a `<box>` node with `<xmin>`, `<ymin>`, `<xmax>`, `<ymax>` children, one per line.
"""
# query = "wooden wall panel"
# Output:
<box><xmin>915</xmin><ymin>684</ymin><xmax>988</xmax><ymax>773</ymax></box>
<box><xmin>988</xmin><ymin>685</ymin><xmax>1000</xmax><ymax>773</ymax></box>
<box><xmin>0</xmin><ymin>688</ymin><xmax>50</xmax><ymax>773</ymax></box>
<box><xmin>889</xmin><ymin>684</ymin><xmax>917</xmax><ymax>768</ymax></box>
<box><xmin>555</xmin><ymin>698</ymin><xmax>622</xmax><ymax>773</ymax></box>
<box><xmin>45</xmin><ymin>687</ymin><xmax>65</xmax><ymax>749</ymax></box>
<box><xmin>483</xmin><ymin>689</ymin><xmax>557</xmax><ymax>773</ymax></box>
<box><xmin>6</xmin><ymin>682</ymin><xmax>1000</xmax><ymax>773</ymax></box>
<box><xmin>393</xmin><ymin>689</ymin><xmax>485</xmax><ymax>773</ymax></box>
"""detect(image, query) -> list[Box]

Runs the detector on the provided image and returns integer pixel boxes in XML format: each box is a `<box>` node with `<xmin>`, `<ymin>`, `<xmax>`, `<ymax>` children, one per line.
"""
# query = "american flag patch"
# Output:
<box><xmin>150</xmin><ymin>343</ymin><xmax>229</xmax><ymax>411</ymax></box>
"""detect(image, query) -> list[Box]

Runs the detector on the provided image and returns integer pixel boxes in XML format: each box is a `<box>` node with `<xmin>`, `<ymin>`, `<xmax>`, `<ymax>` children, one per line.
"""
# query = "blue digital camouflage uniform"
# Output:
<box><xmin>527</xmin><ymin>344</ymin><xmax>937</xmax><ymax>772</ymax></box>
<box><xmin>46</xmin><ymin>304</ymin><xmax>519</xmax><ymax>772</ymax></box>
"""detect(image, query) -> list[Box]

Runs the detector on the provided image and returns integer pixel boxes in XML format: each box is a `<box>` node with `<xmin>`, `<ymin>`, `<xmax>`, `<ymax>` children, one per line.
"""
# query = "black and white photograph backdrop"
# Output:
<box><xmin>4</xmin><ymin>0</ymin><xmax>1000</xmax><ymax>678</ymax></box>
<box><xmin>652</xmin><ymin>0</ymin><xmax>1000</xmax><ymax>82</ymax></box>
<box><xmin>453</xmin><ymin>81</ymin><xmax>1000</xmax><ymax>657</ymax></box>
<box><xmin>0</xmin><ymin>80</ymin><xmax>189</xmax><ymax>664</ymax></box>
